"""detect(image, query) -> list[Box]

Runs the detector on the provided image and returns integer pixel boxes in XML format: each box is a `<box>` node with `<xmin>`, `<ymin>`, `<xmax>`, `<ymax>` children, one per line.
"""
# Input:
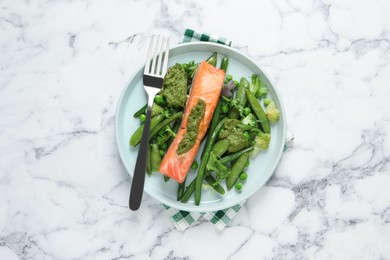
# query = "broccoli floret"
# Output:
<box><xmin>241</xmin><ymin>113</ymin><xmax>258</xmax><ymax>128</ymax></box>
<box><xmin>251</xmin><ymin>132</ymin><xmax>271</xmax><ymax>156</ymax></box>
<box><xmin>151</xmin><ymin>103</ymin><xmax>164</xmax><ymax>117</ymax></box>
<box><xmin>219</xmin><ymin>119</ymin><xmax>250</xmax><ymax>153</ymax></box>
<box><xmin>265</xmin><ymin>101</ymin><xmax>280</xmax><ymax>123</ymax></box>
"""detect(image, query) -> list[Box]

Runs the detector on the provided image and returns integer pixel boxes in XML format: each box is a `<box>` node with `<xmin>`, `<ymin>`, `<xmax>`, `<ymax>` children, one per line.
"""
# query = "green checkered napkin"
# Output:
<box><xmin>163</xmin><ymin>29</ymin><xmax>294</xmax><ymax>231</ymax></box>
<box><xmin>163</xmin><ymin>204</ymin><xmax>243</xmax><ymax>231</ymax></box>
<box><xmin>182</xmin><ymin>29</ymin><xmax>232</xmax><ymax>46</ymax></box>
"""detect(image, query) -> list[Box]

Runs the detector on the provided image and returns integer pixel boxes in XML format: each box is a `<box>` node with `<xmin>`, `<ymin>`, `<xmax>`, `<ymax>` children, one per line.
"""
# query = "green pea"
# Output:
<box><xmin>160</xmin><ymin>143</ymin><xmax>167</xmax><ymax>150</ymax></box>
<box><xmin>191</xmin><ymin>161</ymin><xmax>198</xmax><ymax>170</ymax></box>
<box><xmin>139</xmin><ymin>114</ymin><xmax>146</xmax><ymax>122</ymax></box>
<box><xmin>235</xmin><ymin>182</ymin><xmax>243</xmax><ymax>191</ymax></box>
<box><xmin>243</xmin><ymin>107</ymin><xmax>251</xmax><ymax>116</ymax></box>
<box><xmin>243</xmin><ymin>131</ymin><xmax>250</xmax><ymax>139</ymax></box>
<box><xmin>159</xmin><ymin>149</ymin><xmax>165</xmax><ymax>156</ymax></box>
<box><xmin>264</xmin><ymin>98</ymin><xmax>271</xmax><ymax>106</ymax></box>
<box><xmin>233</xmin><ymin>80</ymin><xmax>239</xmax><ymax>86</ymax></box>
<box><xmin>226</xmin><ymin>74</ymin><xmax>233</xmax><ymax>81</ymax></box>
<box><xmin>154</xmin><ymin>95</ymin><xmax>165</xmax><ymax>105</ymax></box>
<box><xmin>245</xmin><ymin>159</ymin><xmax>250</xmax><ymax>167</ymax></box>
<box><xmin>239</xmin><ymin>172</ymin><xmax>247</xmax><ymax>181</ymax></box>
<box><xmin>221</xmin><ymin>105</ymin><xmax>229</xmax><ymax>113</ymax></box>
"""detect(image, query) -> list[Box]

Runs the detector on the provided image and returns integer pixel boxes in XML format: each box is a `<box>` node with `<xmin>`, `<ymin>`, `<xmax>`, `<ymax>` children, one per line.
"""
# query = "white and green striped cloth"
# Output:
<box><xmin>182</xmin><ymin>29</ymin><xmax>232</xmax><ymax>46</ymax></box>
<box><xmin>164</xmin><ymin>29</ymin><xmax>294</xmax><ymax>231</ymax></box>
<box><xmin>163</xmin><ymin>203</ymin><xmax>243</xmax><ymax>231</ymax></box>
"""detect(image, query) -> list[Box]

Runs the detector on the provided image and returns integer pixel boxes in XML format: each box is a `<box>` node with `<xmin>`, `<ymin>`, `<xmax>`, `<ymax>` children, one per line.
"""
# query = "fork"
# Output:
<box><xmin>129</xmin><ymin>35</ymin><xmax>170</xmax><ymax>211</ymax></box>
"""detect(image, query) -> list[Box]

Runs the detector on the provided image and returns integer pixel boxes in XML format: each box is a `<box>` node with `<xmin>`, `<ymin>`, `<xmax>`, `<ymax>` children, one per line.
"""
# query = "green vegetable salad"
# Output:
<box><xmin>129</xmin><ymin>52</ymin><xmax>281</xmax><ymax>205</ymax></box>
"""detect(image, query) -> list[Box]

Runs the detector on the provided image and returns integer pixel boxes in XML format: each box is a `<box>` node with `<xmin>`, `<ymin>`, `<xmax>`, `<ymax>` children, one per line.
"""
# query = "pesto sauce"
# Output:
<box><xmin>219</xmin><ymin>119</ymin><xmax>250</xmax><ymax>153</ymax></box>
<box><xmin>177</xmin><ymin>99</ymin><xmax>206</xmax><ymax>155</ymax></box>
<box><xmin>161</xmin><ymin>64</ymin><xmax>187</xmax><ymax>109</ymax></box>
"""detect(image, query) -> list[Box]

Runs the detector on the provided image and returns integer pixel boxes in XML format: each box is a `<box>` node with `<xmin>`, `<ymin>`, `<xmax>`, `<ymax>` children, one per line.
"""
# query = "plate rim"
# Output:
<box><xmin>115</xmin><ymin>41</ymin><xmax>287</xmax><ymax>212</ymax></box>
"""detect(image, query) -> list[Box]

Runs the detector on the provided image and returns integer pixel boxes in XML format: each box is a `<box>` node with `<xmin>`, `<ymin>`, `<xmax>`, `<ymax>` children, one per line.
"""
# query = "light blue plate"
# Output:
<box><xmin>115</xmin><ymin>42</ymin><xmax>286</xmax><ymax>212</ymax></box>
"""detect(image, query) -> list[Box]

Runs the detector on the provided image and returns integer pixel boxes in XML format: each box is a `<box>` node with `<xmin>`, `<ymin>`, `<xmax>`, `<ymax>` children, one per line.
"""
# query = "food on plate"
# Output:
<box><xmin>265</xmin><ymin>101</ymin><xmax>280</xmax><ymax>123</ymax></box>
<box><xmin>160</xmin><ymin>64</ymin><xmax>188</xmax><ymax>109</ymax></box>
<box><xmin>159</xmin><ymin>61</ymin><xmax>225</xmax><ymax>183</ymax></box>
<box><xmin>129</xmin><ymin>52</ymin><xmax>281</xmax><ymax>205</ymax></box>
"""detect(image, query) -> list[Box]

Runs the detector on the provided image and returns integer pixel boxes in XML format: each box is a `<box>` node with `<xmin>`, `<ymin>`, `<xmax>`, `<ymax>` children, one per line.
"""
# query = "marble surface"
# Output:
<box><xmin>1</xmin><ymin>0</ymin><xmax>390</xmax><ymax>259</ymax></box>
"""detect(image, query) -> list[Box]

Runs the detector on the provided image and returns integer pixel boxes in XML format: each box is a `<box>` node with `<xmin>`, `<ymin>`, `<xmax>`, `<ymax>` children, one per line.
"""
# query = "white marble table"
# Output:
<box><xmin>1</xmin><ymin>0</ymin><xmax>390</xmax><ymax>259</ymax></box>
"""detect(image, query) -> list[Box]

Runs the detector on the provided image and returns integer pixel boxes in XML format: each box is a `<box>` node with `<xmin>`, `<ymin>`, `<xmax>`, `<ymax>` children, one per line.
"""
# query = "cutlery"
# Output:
<box><xmin>129</xmin><ymin>35</ymin><xmax>170</xmax><ymax>210</ymax></box>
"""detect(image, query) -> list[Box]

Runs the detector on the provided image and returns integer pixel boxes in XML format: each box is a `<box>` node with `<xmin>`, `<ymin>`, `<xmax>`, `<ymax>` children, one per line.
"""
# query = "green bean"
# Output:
<box><xmin>237</xmin><ymin>77</ymin><xmax>250</xmax><ymax>106</ymax></box>
<box><xmin>229</xmin><ymin>77</ymin><xmax>250</xmax><ymax>119</ymax></box>
<box><xmin>205</xmin><ymin>175</ymin><xmax>225</xmax><ymax>195</ymax></box>
<box><xmin>180</xmin><ymin>179</ymin><xmax>196</xmax><ymax>203</ymax></box>
<box><xmin>180</xmin><ymin>168</ymin><xmax>228</xmax><ymax>202</ymax></box>
<box><xmin>220</xmin><ymin>57</ymin><xmax>229</xmax><ymax>72</ymax></box>
<box><xmin>206</xmin><ymin>52</ymin><xmax>217</xmax><ymax>67</ymax></box>
<box><xmin>245</xmin><ymin>89</ymin><xmax>270</xmax><ymax>134</ymax></box>
<box><xmin>177</xmin><ymin>178</ymin><xmax>186</xmax><ymax>200</ymax></box>
<box><xmin>201</xmin><ymin>102</ymin><xmax>221</xmax><ymax>157</ymax></box>
<box><xmin>212</xmin><ymin>139</ymin><xmax>229</xmax><ymax>157</ymax></box>
<box><xmin>180</xmin><ymin>102</ymin><xmax>222</xmax><ymax>204</ymax></box>
<box><xmin>129</xmin><ymin>113</ymin><xmax>165</xmax><ymax>147</ymax></box>
<box><xmin>195</xmin><ymin>118</ymin><xmax>227</xmax><ymax>205</ymax></box>
<box><xmin>133</xmin><ymin>104</ymin><xmax>147</xmax><ymax>118</ymax></box>
<box><xmin>150</xmin><ymin>144</ymin><xmax>162</xmax><ymax>171</ymax></box>
<box><xmin>149</xmin><ymin>112</ymin><xmax>183</xmax><ymax>140</ymax></box>
<box><xmin>226</xmin><ymin>153</ymin><xmax>249</xmax><ymax>190</ymax></box>
<box><xmin>219</xmin><ymin>146</ymin><xmax>254</xmax><ymax>164</ymax></box>
<box><xmin>191</xmin><ymin>161</ymin><xmax>198</xmax><ymax>170</ymax></box>
<box><xmin>180</xmin><ymin>147</ymin><xmax>253</xmax><ymax>196</ymax></box>
<box><xmin>146</xmin><ymin>145</ymin><xmax>152</xmax><ymax>176</ymax></box>
<box><xmin>179</xmin><ymin>171</ymin><xmax>211</xmax><ymax>203</ymax></box>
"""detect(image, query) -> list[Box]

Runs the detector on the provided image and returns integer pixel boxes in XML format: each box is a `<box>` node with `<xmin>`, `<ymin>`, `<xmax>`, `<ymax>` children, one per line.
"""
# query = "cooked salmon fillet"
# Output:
<box><xmin>159</xmin><ymin>61</ymin><xmax>225</xmax><ymax>183</ymax></box>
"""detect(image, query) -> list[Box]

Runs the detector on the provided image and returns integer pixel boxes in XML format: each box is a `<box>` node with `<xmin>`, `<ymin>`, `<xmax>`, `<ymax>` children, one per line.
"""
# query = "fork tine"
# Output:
<box><xmin>150</xmin><ymin>35</ymin><xmax>161</xmax><ymax>75</ymax></box>
<box><xmin>144</xmin><ymin>35</ymin><xmax>156</xmax><ymax>74</ymax></box>
<box><xmin>161</xmin><ymin>37</ymin><xmax>170</xmax><ymax>76</ymax></box>
<box><xmin>156</xmin><ymin>36</ymin><xmax>165</xmax><ymax>76</ymax></box>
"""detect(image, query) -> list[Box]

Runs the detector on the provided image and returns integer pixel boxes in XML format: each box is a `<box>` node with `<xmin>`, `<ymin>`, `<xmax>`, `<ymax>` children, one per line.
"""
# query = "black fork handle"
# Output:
<box><xmin>129</xmin><ymin>97</ymin><xmax>153</xmax><ymax>210</ymax></box>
